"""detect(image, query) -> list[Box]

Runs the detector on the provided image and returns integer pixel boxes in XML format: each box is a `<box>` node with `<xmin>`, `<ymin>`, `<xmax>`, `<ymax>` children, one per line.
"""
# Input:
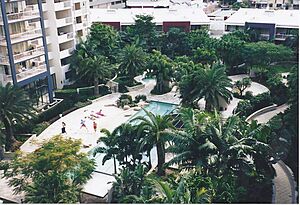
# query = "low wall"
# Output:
<box><xmin>245</xmin><ymin>104</ymin><xmax>277</xmax><ymax>122</ymax></box>
<box><xmin>125</xmin><ymin>83</ymin><xmax>145</xmax><ymax>92</ymax></box>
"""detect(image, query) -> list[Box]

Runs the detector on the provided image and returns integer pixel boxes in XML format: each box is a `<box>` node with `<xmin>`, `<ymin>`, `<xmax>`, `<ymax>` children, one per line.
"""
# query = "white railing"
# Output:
<box><xmin>0</xmin><ymin>47</ymin><xmax>44</xmax><ymax>64</ymax></box>
<box><xmin>14</xmin><ymin>47</ymin><xmax>45</xmax><ymax>62</ymax></box>
<box><xmin>0</xmin><ymin>29</ymin><xmax>42</xmax><ymax>43</ymax></box>
<box><xmin>2</xmin><ymin>10</ymin><xmax>39</xmax><ymax>22</ymax></box>
<box><xmin>16</xmin><ymin>64</ymin><xmax>47</xmax><ymax>81</ymax></box>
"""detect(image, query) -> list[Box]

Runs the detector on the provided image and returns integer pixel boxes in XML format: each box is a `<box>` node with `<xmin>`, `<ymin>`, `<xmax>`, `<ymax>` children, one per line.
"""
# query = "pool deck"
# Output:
<box><xmin>1</xmin><ymin>75</ymin><xmax>271</xmax><ymax>202</ymax></box>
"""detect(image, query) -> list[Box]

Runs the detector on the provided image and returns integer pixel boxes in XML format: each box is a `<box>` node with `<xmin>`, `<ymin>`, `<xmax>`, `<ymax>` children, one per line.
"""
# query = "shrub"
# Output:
<box><xmin>134</xmin><ymin>94</ymin><xmax>147</xmax><ymax>103</ymax></box>
<box><xmin>244</xmin><ymin>91</ymin><xmax>253</xmax><ymax>100</ymax></box>
<box><xmin>55</xmin><ymin>89</ymin><xmax>78</xmax><ymax>100</ymax></box>
<box><xmin>235</xmin><ymin>92</ymin><xmax>273</xmax><ymax>117</ymax></box>
<box><xmin>234</xmin><ymin>100</ymin><xmax>252</xmax><ymax>116</ymax></box>
<box><xmin>74</xmin><ymin>100</ymin><xmax>92</xmax><ymax>109</ymax></box>
<box><xmin>117</xmin><ymin>94</ymin><xmax>133</xmax><ymax>108</ymax></box>
<box><xmin>32</xmin><ymin>122</ymin><xmax>50</xmax><ymax>136</ymax></box>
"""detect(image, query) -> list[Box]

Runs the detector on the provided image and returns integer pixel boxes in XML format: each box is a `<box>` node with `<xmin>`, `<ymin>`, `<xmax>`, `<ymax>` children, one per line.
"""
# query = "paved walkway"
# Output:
<box><xmin>252</xmin><ymin>104</ymin><xmax>289</xmax><ymax>124</ymax></box>
<box><xmin>248</xmin><ymin>103</ymin><xmax>296</xmax><ymax>204</ymax></box>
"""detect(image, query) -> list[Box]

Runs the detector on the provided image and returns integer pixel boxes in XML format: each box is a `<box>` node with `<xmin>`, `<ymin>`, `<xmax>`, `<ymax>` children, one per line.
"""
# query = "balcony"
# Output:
<box><xmin>56</xmin><ymin>17</ymin><xmax>73</xmax><ymax>28</ymax></box>
<box><xmin>275</xmin><ymin>33</ymin><xmax>293</xmax><ymax>41</ymax></box>
<box><xmin>58</xmin><ymin>32</ymin><xmax>74</xmax><ymax>43</ymax></box>
<box><xmin>0</xmin><ymin>10</ymin><xmax>40</xmax><ymax>25</ymax></box>
<box><xmin>0</xmin><ymin>47</ymin><xmax>45</xmax><ymax>65</ymax></box>
<box><xmin>0</xmin><ymin>29</ymin><xmax>42</xmax><ymax>46</ymax></box>
<box><xmin>59</xmin><ymin>48</ymin><xmax>73</xmax><ymax>59</ymax></box>
<box><xmin>0</xmin><ymin>64</ymin><xmax>47</xmax><ymax>84</ymax></box>
<box><xmin>259</xmin><ymin>34</ymin><xmax>270</xmax><ymax>41</ymax></box>
<box><xmin>54</xmin><ymin>0</ymin><xmax>72</xmax><ymax>11</ymax></box>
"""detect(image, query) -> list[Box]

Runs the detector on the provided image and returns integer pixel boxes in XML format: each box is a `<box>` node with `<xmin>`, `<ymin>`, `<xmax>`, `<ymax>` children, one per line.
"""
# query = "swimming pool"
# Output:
<box><xmin>129</xmin><ymin>100</ymin><xmax>178</xmax><ymax>121</ymax></box>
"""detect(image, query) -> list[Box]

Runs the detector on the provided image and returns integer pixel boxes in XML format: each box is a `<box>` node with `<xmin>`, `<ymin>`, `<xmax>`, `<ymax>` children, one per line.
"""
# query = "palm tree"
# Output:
<box><xmin>165</xmin><ymin>108</ymin><xmax>217</xmax><ymax>171</ymax></box>
<box><xmin>0</xmin><ymin>83</ymin><xmax>35</xmax><ymax>151</ymax></box>
<box><xmin>179</xmin><ymin>64</ymin><xmax>232</xmax><ymax>111</ymax></box>
<box><xmin>118</xmin><ymin>44</ymin><xmax>147</xmax><ymax>84</ymax></box>
<box><xmin>93</xmin><ymin>128</ymin><xmax>118</xmax><ymax>174</ymax></box>
<box><xmin>131</xmin><ymin>109</ymin><xmax>173</xmax><ymax>176</ymax></box>
<box><xmin>71</xmin><ymin>42</ymin><xmax>113</xmax><ymax>95</ymax></box>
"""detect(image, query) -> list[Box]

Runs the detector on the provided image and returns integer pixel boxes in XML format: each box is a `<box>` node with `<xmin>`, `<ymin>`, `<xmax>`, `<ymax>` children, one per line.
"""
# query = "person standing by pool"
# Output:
<box><xmin>80</xmin><ymin>119</ymin><xmax>88</xmax><ymax>131</ymax></box>
<box><xmin>93</xmin><ymin>121</ymin><xmax>97</xmax><ymax>132</ymax></box>
<box><xmin>61</xmin><ymin>122</ymin><xmax>66</xmax><ymax>134</ymax></box>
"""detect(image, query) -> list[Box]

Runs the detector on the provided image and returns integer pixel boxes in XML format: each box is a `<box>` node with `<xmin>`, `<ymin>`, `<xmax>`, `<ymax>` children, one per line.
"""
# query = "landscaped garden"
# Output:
<box><xmin>0</xmin><ymin>15</ymin><xmax>298</xmax><ymax>203</ymax></box>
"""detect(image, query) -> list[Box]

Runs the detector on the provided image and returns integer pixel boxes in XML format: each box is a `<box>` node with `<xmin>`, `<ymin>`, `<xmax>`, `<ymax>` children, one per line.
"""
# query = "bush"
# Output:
<box><xmin>244</xmin><ymin>91</ymin><xmax>253</xmax><ymax>100</ymax></box>
<box><xmin>134</xmin><ymin>94</ymin><xmax>147</xmax><ymax>103</ymax></box>
<box><xmin>117</xmin><ymin>94</ymin><xmax>133</xmax><ymax>108</ymax></box>
<box><xmin>32</xmin><ymin>122</ymin><xmax>50</xmax><ymax>136</ymax></box>
<box><xmin>235</xmin><ymin>92</ymin><xmax>273</xmax><ymax>117</ymax></box>
<box><xmin>55</xmin><ymin>89</ymin><xmax>78</xmax><ymax>100</ymax></box>
<box><xmin>74</xmin><ymin>100</ymin><xmax>92</xmax><ymax>109</ymax></box>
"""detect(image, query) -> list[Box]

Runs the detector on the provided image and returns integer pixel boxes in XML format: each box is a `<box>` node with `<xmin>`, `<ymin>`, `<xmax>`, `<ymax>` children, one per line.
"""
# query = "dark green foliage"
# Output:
<box><xmin>147</xmin><ymin>50</ymin><xmax>173</xmax><ymax>94</ymax></box>
<box><xmin>0</xmin><ymin>136</ymin><xmax>95</xmax><ymax>203</ymax></box>
<box><xmin>161</xmin><ymin>28</ymin><xmax>191</xmax><ymax>58</ymax></box>
<box><xmin>134</xmin><ymin>94</ymin><xmax>147</xmax><ymax>103</ymax></box>
<box><xmin>118</xmin><ymin>43</ymin><xmax>147</xmax><ymax>83</ymax></box>
<box><xmin>179</xmin><ymin>64</ymin><xmax>232</xmax><ymax>111</ymax></box>
<box><xmin>116</xmin><ymin>94</ymin><xmax>133</xmax><ymax>108</ymax></box>
<box><xmin>32</xmin><ymin>122</ymin><xmax>50</xmax><ymax>136</ymax></box>
<box><xmin>235</xmin><ymin>92</ymin><xmax>273</xmax><ymax>117</ymax></box>
<box><xmin>0</xmin><ymin>83</ymin><xmax>36</xmax><ymax>151</ymax></box>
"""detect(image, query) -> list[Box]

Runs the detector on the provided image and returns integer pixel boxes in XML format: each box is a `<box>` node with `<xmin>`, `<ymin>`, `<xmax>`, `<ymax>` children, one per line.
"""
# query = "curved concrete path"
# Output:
<box><xmin>248</xmin><ymin>104</ymin><xmax>297</xmax><ymax>204</ymax></box>
<box><xmin>252</xmin><ymin>104</ymin><xmax>289</xmax><ymax>124</ymax></box>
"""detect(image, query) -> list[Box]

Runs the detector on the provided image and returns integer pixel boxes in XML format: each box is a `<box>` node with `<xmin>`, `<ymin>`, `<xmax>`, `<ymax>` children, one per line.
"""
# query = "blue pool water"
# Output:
<box><xmin>129</xmin><ymin>100</ymin><xmax>178</xmax><ymax>121</ymax></box>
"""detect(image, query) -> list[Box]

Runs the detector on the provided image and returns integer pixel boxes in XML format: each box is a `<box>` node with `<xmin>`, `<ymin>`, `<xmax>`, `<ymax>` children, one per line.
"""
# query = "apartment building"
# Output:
<box><xmin>90</xmin><ymin>8</ymin><xmax>210</xmax><ymax>32</ymax></box>
<box><xmin>0</xmin><ymin>0</ymin><xmax>53</xmax><ymax>106</ymax></box>
<box><xmin>224</xmin><ymin>8</ymin><xmax>299</xmax><ymax>41</ymax></box>
<box><xmin>42</xmin><ymin>0</ymin><xmax>90</xmax><ymax>89</ymax></box>
<box><xmin>89</xmin><ymin>0</ymin><xmax>126</xmax><ymax>8</ymax></box>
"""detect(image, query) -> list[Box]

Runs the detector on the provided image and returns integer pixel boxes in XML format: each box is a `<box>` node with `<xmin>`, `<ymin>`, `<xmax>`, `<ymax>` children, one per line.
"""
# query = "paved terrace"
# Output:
<box><xmin>0</xmin><ymin>75</ymin><xmax>272</xmax><ymax>202</ymax></box>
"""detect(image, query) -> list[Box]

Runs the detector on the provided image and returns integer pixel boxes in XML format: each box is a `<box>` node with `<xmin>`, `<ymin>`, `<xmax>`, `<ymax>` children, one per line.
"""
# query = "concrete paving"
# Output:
<box><xmin>252</xmin><ymin>104</ymin><xmax>289</xmax><ymax>124</ymax></box>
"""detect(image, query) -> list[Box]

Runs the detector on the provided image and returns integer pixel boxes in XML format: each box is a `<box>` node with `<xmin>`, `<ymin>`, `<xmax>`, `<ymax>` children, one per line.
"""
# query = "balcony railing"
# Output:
<box><xmin>0</xmin><ymin>64</ymin><xmax>47</xmax><ymax>84</ymax></box>
<box><xmin>0</xmin><ymin>10</ymin><xmax>40</xmax><ymax>23</ymax></box>
<box><xmin>0</xmin><ymin>47</ymin><xmax>45</xmax><ymax>64</ymax></box>
<box><xmin>259</xmin><ymin>34</ymin><xmax>270</xmax><ymax>40</ymax></box>
<box><xmin>0</xmin><ymin>29</ymin><xmax>42</xmax><ymax>45</ymax></box>
<box><xmin>16</xmin><ymin>64</ymin><xmax>47</xmax><ymax>82</ymax></box>
<box><xmin>275</xmin><ymin>34</ymin><xmax>294</xmax><ymax>40</ymax></box>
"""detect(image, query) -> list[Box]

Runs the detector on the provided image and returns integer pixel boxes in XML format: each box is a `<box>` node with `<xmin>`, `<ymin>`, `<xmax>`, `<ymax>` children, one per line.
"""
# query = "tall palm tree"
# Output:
<box><xmin>131</xmin><ymin>109</ymin><xmax>173</xmax><ymax>176</ymax></box>
<box><xmin>72</xmin><ymin>42</ymin><xmax>113</xmax><ymax>95</ymax></box>
<box><xmin>118</xmin><ymin>44</ymin><xmax>147</xmax><ymax>84</ymax></box>
<box><xmin>0</xmin><ymin>83</ymin><xmax>35</xmax><ymax>151</ymax></box>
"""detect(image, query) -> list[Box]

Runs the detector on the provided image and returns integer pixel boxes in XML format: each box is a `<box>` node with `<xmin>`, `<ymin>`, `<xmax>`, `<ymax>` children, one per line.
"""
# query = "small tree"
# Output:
<box><xmin>0</xmin><ymin>135</ymin><xmax>95</xmax><ymax>203</ymax></box>
<box><xmin>234</xmin><ymin>77</ymin><xmax>252</xmax><ymax>96</ymax></box>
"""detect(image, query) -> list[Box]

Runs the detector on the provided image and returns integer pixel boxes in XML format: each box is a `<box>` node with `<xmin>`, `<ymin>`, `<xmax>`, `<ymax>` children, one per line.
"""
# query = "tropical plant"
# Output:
<box><xmin>161</xmin><ymin>28</ymin><xmax>191</xmax><ymax>58</ymax></box>
<box><xmin>150</xmin><ymin>169</ymin><xmax>213</xmax><ymax>203</ymax></box>
<box><xmin>147</xmin><ymin>50</ymin><xmax>173</xmax><ymax>94</ymax></box>
<box><xmin>131</xmin><ymin>109</ymin><xmax>173</xmax><ymax>176</ymax></box>
<box><xmin>0</xmin><ymin>135</ymin><xmax>95</xmax><ymax>203</ymax></box>
<box><xmin>234</xmin><ymin>77</ymin><xmax>252</xmax><ymax>97</ymax></box>
<box><xmin>94</xmin><ymin>124</ymin><xmax>143</xmax><ymax>172</ymax></box>
<box><xmin>112</xmin><ymin>164</ymin><xmax>153</xmax><ymax>203</ymax></box>
<box><xmin>179</xmin><ymin>64</ymin><xmax>232</xmax><ymax>111</ymax></box>
<box><xmin>0</xmin><ymin>83</ymin><xmax>36</xmax><ymax>151</ymax></box>
<box><xmin>71</xmin><ymin>41</ymin><xmax>114</xmax><ymax>95</ymax></box>
<box><xmin>88</xmin><ymin>23</ymin><xmax>119</xmax><ymax>60</ymax></box>
<box><xmin>192</xmin><ymin>47</ymin><xmax>218</xmax><ymax>66</ymax></box>
<box><xmin>118</xmin><ymin>43</ymin><xmax>147</xmax><ymax>84</ymax></box>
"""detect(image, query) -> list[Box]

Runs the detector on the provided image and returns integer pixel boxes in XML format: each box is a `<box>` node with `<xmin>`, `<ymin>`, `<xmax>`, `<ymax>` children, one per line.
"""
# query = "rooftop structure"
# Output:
<box><xmin>90</xmin><ymin>8</ymin><xmax>210</xmax><ymax>32</ymax></box>
<box><xmin>225</xmin><ymin>8</ymin><xmax>299</xmax><ymax>41</ymax></box>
